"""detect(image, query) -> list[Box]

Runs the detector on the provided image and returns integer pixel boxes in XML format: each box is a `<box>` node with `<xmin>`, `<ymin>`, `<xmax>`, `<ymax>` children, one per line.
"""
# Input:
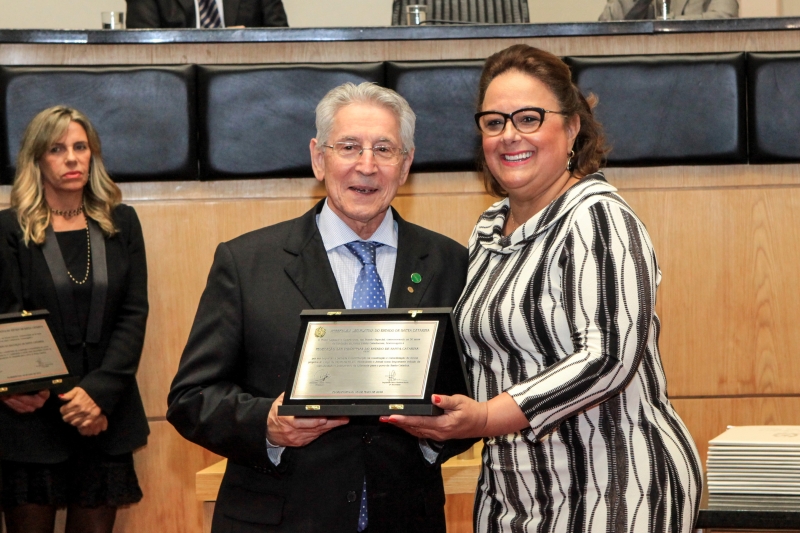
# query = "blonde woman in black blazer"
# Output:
<box><xmin>0</xmin><ymin>106</ymin><xmax>149</xmax><ymax>533</ymax></box>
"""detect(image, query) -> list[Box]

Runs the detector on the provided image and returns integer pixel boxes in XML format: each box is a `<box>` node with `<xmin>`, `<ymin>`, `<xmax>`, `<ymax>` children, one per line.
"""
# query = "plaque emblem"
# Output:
<box><xmin>314</xmin><ymin>326</ymin><xmax>326</xmax><ymax>338</ymax></box>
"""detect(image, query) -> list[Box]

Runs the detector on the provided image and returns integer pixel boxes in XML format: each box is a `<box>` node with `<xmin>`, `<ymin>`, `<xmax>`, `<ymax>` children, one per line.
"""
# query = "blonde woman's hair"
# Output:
<box><xmin>11</xmin><ymin>106</ymin><xmax>122</xmax><ymax>246</ymax></box>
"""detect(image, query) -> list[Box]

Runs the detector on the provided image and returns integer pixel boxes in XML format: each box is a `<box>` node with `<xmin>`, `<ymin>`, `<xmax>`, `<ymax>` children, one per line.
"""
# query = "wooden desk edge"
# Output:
<box><xmin>196</xmin><ymin>456</ymin><xmax>481</xmax><ymax>502</ymax></box>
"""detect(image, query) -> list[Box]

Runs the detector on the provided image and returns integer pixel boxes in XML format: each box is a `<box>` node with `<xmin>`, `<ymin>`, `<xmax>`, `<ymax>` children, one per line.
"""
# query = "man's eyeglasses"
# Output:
<box><xmin>474</xmin><ymin>107</ymin><xmax>568</xmax><ymax>136</ymax></box>
<box><xmin>322</xmin><ymin>142</ymin><xmax>408</xmax><ymax>166</ymax></box>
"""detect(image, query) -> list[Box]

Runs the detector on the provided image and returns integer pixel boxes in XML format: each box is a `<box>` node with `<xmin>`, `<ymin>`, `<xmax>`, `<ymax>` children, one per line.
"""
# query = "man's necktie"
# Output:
<box><xmin>345</xmin><ymin>241</ymin><xmax>386</xmax><ymax>309</ymax></box>
<box><xmin>197</xmin><ymin>0</ymin><xmax>222</xmax><ymax>28</ymax></box>
<box><xmin>345</xmin><ymin>240</ymin><xmax>387</xmax><ymax>531</ymax></box>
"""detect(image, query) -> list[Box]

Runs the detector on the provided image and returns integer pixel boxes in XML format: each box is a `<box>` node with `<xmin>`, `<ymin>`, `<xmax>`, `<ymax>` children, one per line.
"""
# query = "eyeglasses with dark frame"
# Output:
<box><xmin>322</xmin><ymin>141</ymin><xmax>408</xmax><ymax>166</ymax></box>
<box><xmin>474</xmin><ymin>107</ymin><xmax>569</xmax><ymax>137</ymax></box>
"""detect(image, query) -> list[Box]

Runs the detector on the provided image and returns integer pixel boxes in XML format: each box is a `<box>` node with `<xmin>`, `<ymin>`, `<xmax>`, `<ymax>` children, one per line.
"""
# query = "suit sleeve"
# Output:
<box><xmin>260</xmin><ymin>0</ymin><xmax>289</xmax><ymax>26</ymax></box>
<box><xmin>166</xmin><ymin>242</ymin><xmax>274</xmax><ymax>468</ymax></box>
<box><xmin>125</xmin><ymin>0</ymin><xmax>165</xmax><ymax>28</ymax></box>
<box><xmin>79</xmin><ymin>208</ymin><xmax>149</xmax><ymax>415</ymax></box>
<box><xmin>507</xmin><ymin>201</ymin><xmax>657</xmax><ymax>441</ymax></box>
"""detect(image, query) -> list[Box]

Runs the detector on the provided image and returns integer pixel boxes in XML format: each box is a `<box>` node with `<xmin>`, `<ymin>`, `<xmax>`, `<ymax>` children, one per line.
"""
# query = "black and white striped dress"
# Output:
<box><xmin>454</xmin><ymin>174</ymin><xmax>702</xmax><ymax>533</ymax></box>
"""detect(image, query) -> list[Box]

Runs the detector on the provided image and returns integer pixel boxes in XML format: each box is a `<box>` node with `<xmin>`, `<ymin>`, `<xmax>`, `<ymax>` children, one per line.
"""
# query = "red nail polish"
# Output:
<box><xmin>379</xmin><ymin>416</ymin><xmax>389</xmax><ymax>423</ymax></box>
<box><xmin>433</xmin><ymin>395</ymin><xmax>441</xmax><ymax>404</ymax></box>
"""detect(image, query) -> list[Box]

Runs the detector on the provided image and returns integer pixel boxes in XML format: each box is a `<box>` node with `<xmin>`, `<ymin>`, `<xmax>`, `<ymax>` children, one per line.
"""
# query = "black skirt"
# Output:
<box><xmin>1</xmin><ymin>450</ymin><xmax>142</xmax><ymax>508</ymax></box>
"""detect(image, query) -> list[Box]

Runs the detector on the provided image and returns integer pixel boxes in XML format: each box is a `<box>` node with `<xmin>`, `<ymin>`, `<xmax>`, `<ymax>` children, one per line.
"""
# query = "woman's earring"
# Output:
<box><xmin>566</xmin><ymin>149</ymin><xmax>575</xmax><ymax>171</ymax></box>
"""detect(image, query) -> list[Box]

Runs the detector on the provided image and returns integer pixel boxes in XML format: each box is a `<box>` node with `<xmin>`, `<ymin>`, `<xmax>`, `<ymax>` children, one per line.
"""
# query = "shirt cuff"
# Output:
<box><xmin>266</xmin><ymin>436</ymin><xmax>286</xmax><ymax>465</ymax></box>
<box><xmin>419</xmin><ymin>438</ymin><xmax>444</xmax><ymax>464</ymax></box>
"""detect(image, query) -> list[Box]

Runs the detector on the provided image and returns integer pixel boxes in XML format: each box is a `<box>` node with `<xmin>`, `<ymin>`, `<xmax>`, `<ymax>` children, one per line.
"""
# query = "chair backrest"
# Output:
<box><xmin>386</xmin><ymin>60</ymin><xmax>484</xmax><ymax>172</ymax></box>
<box><xmin>197</xmin><ymin>63</ymin><xmax>384</xmax><ymax>180</ymax></box>
<box><xmin>567</xmin><ymin>53</ymin><xmax>747</xmax><ymax>167</ymax></box>
<box><xmin>747</xmin><ymin>52</ymin><xmax>800</xmax><ymax>163</ymax></box>
<box><xmin>0</xmin><ymin>65</ymin><xmax>197</xmax><ymax>184</ymax></box>
<box><xmin>391</xmin><ymin>0</ymin><xmax>529</xmax><ymax>25</ymax></box>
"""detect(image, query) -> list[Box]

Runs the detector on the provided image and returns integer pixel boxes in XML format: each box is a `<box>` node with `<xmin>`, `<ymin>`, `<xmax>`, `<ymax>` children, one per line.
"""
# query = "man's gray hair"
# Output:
<box><xmin>315</xmin><ymin>82</ymin><xmax>415</xmax><ymax>150</ymax></box>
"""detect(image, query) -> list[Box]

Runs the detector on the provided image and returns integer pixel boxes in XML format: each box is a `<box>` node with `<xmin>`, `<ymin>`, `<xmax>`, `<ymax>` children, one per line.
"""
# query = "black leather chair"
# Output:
<box><xmin>391</xmin><ymin>0</ymin><xmax>529</xmax><ymax>24</ymax></box>
<box><xmin>747</xmin><ymin>52</ymin><xmax>800</xmax><ymax>163</ymax></box>
<box><xmin>566</xmin><ymin>53</ymin><xmax>747</xmax><ymax>166</ymax></box>
<box><xmin>197</xmin><ymin>63</ymin><xmax>384</xmax><ymax>180</ymax></box>
<box><xmin>0</xmin><ymin>66</ymin><xmax>196</xmax><ymax>184</ymax></box>
<box><xmin>386</xmin><ymin>61</ymin><xmax>484</xmax><ymax>173</ymax></box>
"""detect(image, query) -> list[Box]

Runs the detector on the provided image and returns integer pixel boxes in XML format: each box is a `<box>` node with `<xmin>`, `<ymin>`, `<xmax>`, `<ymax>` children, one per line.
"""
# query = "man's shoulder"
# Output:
<box><xmin>222</xmin><ymin>211</ymin><xmax>312</xmax><ymax>258</ymax></box>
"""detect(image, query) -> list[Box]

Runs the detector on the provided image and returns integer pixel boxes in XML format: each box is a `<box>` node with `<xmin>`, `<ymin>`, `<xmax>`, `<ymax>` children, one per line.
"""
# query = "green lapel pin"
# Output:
<box><xmin>410</xmin><ymin>273</ymin><xmax>422</xmax><ymax>284</ymax></box>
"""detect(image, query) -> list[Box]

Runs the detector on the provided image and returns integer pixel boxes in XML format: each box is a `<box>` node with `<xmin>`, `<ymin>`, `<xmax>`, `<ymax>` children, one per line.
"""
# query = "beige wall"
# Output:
<box><xmin>0</xmin><ymin>0</ymin><xmax>126</xmax><ymax>30</ymax></box>
<box><xmin>783</xmin><ymin>0</ymin><xmax>800</xmax><ymax>15</ymax></box>
<box><xmin>0</xmin><ymin>0</ymin><xmax>791</xmax><ymax>31</ymax></box>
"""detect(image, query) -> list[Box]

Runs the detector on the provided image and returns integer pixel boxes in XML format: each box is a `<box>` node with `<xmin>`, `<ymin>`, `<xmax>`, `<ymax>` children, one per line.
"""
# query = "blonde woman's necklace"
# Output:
<box><xmin>66</xmin><ymin>219</ymin><xmax>92</xmax><ymax>285</ymax></box>
<box><xmin>49</xmin><ymin>204</ymin><xmax>84</xmax><ymax>218</ymax></box>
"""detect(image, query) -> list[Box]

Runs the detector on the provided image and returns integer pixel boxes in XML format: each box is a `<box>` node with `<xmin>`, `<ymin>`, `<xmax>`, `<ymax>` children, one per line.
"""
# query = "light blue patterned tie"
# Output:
<box><xmin>345</xmin><ymin>240</ymin><xmax>386</xmax><ymax>531</ymax></box>
<box><xmin>345</xmin><ymin>241</ymin><xmax>386</xmax><ymax>310</ymax></box>
<box><xmin>357</xmin><ymin>477</ymin><xmax>368</xmax><ymax>531</ymax></box>
<box><xmin>197</xmin><ymin>0</ymin><xmax>222</xmax><ymax>28</ymax></box>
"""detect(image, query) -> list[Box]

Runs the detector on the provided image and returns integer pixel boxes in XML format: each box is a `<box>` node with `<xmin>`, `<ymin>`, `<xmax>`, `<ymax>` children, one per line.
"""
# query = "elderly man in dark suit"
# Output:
<box><xmin>167</xmin><ymin>82</ymin><xmax>471</xmax><ymax>533</ymax></box>
<box><xmin>125</xmin><ymin>0</ymin><xmax>288</xmax><ymax>28</ymax></box>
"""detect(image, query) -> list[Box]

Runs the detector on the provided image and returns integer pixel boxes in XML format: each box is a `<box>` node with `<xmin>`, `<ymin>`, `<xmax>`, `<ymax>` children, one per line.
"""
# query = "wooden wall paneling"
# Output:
<box><xmin>114</xmin><ymin>420</ymin><xmax>221</xmax><ymax>533</ymax></box>
<box><xmin>605</xmin><ymin>164</ymin><xmax>800</xmax><ymax>191</ymax></box>
<box><xmin>671</xmin><ymin>396</ymin><xmax>800</xmax><ymax>464</ymax></box>
<box><xmin>128</xmin><ymin>173</ymin><xmax>491</xmax><ymax>417</ymax></box>
<box><xmin>131</xmin><ymin>196</ymin><xmax>323</xmax><ymax>417</ymax></box>
<box><xmin>391</xmin><ymin>193</ymin><xmax>492</xmax><ymax>246</ymax></box>
<box><xmin>5</xmin><ymin>158</ymin><xmax>800</xmax><ymax>532</ymax></box>
<box><xmin>444</xmin><ymin>493</ymin><xmax>475</xmax><ymax>533</ymax></box>
<box><xmin>2</xmin><ymin>30</ymin><xmax>800</xmax><ymax>66</ymax></box>
<box><xmin>617</xmin><ymin>185</ymin><xmax>800</xmax><ymax>397</ymax></box>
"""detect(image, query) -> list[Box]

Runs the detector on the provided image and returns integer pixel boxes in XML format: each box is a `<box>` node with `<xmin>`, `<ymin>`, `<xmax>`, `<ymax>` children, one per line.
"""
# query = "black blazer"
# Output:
<box><xmin>125</xmin><ymin>0</ymin><xmax>289</xmax><ymax>28</ymax></box>
<box><xmin>0</xmin><ymin>205</ymin><xmax>149</xmax><ymax>462</ymax></box>
<box><xmin>167</xmin><ymin>200</ymin><xmax>471</xmax><ymax>533</ymax></box>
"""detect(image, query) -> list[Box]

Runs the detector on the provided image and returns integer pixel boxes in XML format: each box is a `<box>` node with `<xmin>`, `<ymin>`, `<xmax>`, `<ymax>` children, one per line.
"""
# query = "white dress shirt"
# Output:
<box><xmin>267</xmin><ymin>201</ymin><xmax>438</xmax><ymax>464</ymax></box>
<box><xmin>317</xmin><ymin>200</ymin><xmax>397</xmax><ymax>306</ymax></box>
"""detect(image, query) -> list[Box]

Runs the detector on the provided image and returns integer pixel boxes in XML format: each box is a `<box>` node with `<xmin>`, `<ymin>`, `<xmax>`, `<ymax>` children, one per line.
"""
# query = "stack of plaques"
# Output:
<box><xmin>707</xmin><ymin>426</ymin><xmax>800</xmax><ymax>510</ymax></box>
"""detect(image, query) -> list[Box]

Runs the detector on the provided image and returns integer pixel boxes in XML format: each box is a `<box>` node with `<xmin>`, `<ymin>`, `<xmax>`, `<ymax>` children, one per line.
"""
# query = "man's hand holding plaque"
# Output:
<box><xmin>267</xmin><ymin>392</ymin><xmax>349</xmax><ymax>447</ymax></box>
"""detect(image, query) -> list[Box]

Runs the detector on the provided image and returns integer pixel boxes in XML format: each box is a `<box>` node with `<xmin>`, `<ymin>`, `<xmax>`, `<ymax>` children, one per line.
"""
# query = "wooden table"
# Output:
<box><xmin>197</xmin><ymin>443</ymin><xmax>800</xmax><ymax>533</ymax></box>
<box><xmin>196</xmin><ymin>443</ymin><xmax>483</xmax><ymax>533</ymax></box>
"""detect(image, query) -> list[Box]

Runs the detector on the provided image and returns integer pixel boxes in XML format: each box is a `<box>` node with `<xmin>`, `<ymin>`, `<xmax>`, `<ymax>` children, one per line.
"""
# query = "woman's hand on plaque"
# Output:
<box><xmin>267</xmin><ymin>392</ymin><xmax>350</xmax><ymax>447</ymax></box>
<box><xmin>382</xmin><ymin>392</ymin><xmax>529</xmax><ymax>441</ymax></box>
<box><xmin>380</xmin><ymin>394</ymin><xmax>488</xmax><ymax>441</ymax></box>
<box><xmin>0</xmin><ymin>390</ymin><xmax>50</xmax><ymax>414</ymax></box>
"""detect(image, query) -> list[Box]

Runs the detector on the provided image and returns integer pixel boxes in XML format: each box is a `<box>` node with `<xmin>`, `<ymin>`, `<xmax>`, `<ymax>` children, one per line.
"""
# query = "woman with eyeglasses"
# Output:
<box><xmin>0</xmin><ymin>106</ymin><xmax>149</xmax><ymax>533</ymax></box>
<box><xmin>384</xmin><ymin>44</ymin><xmax>702</xmax><ymax>533</ymax></box>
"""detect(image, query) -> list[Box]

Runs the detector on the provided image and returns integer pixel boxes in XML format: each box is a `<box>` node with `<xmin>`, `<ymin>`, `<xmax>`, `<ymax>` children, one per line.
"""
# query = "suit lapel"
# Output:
<box><xmin>176</xmin><ymin>0</ymin><xmax>196</xmax><ymax>23</ymax></box>
<box><xmin>284</xmin><ymin>200</ymin><xmax>346</xmax><ymax>310</ymax></box>
<box><xmin>222</xmin><ymin>0</ymin><xmax>241</xmax><ymax>25</ymax></box>
<box><xmin>388</xmin><ymin>210</ymin><xmax>434</xmax><ymax>309</ymax></box>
